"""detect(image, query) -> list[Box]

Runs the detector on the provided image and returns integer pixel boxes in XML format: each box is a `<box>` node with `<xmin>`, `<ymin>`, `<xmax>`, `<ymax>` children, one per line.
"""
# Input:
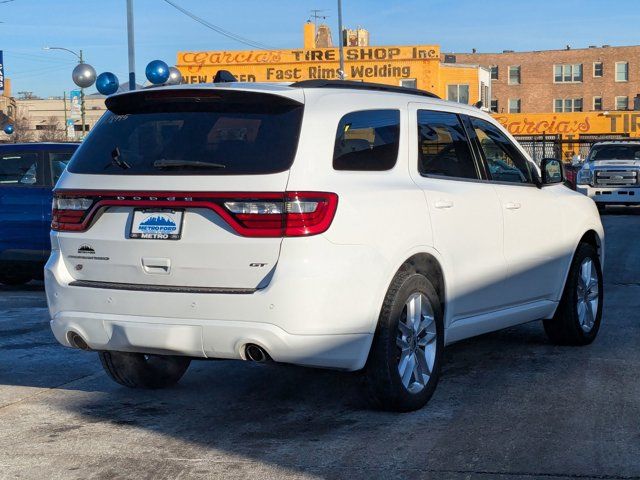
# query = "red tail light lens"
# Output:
<box><xmin>222</xmin><ymin>192</ymin><xmax>338</xmax><ymax>237</ymax></box>
<box><xmin>51</xmin><ymin>191</ymin><xmax>338</xmax><ymax>237</ymax></box>
<box><xmin>52</xmin><ymin>195</ymin><xmax>95</xmax><ymax>231</ymax></box>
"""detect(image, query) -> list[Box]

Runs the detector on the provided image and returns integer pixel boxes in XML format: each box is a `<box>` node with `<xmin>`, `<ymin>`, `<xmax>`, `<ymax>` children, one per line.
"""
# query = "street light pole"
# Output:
<box><xmin>337</xmin><ymin>0</ymin><xmax>345</xmax><ymax>79</ymax></box>
<box><xmin>127</xmin><ymin>0</ymin><xmax>136</xmax><ymax>90</ymax></box>
<box><xmin>79</xmin><ymin>49</ymin><xmax>86</xmax><ymax>138</ymax></box>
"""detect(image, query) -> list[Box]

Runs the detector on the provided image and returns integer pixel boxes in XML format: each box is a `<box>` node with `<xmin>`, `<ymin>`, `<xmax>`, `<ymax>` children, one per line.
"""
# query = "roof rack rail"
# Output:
<box><xmin>290</xmin><ymin>80</ymin><xmax>440</xmax><ymax>99</ymax></box>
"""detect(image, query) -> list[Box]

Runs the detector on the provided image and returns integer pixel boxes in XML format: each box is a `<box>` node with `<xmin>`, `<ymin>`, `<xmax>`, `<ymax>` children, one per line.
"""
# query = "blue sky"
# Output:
<box><xmin>2</xmin><ymin>0</ymin><xmax>639</xmax><ymax>98</ymax></box>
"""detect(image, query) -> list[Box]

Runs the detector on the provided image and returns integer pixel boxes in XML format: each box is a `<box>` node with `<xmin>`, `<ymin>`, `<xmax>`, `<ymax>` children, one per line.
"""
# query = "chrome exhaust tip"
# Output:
<box><xmin>245</xmin><ymin>344</ymin><xmax>271</xmax><ymax>363</ymax></box>
<box><xmin>67</xmin><ymin>332</ymin><xmax>91</xmax><ymax>351</ymax></box>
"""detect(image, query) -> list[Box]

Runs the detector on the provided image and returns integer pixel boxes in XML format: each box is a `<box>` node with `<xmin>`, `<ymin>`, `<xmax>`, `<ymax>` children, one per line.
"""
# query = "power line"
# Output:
<box><xmin>160</xmin><ymin>0</ymin><xmax>277</xmax><ymax>51</ymax></box>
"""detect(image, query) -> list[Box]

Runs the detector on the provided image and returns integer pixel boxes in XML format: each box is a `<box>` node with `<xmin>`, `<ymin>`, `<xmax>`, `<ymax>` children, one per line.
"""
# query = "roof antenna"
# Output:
<box><xmin>213</xmin><ymin>70</ymin><xmax>238</xmax><ymax>83</ymax></box>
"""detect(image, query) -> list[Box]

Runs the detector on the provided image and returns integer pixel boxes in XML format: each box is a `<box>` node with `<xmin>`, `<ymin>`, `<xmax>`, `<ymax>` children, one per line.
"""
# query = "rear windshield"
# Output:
<box><xmin>588</xmin><ymin>144</ymin><xmax>640</xmax><ymax>161</ymax></box>
<box><xmin>68</xmin><ymin>90</ymin><xmax>304</xmax><ymax>175</ymax></box>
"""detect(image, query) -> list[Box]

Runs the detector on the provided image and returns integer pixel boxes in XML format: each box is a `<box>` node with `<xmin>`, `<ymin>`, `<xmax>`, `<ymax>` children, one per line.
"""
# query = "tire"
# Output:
<box><xmin>543</xmin><ymin>243</ymin><xmax>603</xmax><ymax>346</ymax></box>
<box><xmin>99</xmin><ymin>351</ymin><xmax>191</xmax><ymax>389</ymax></box>
<box><xmin>364</xmin><ymin>272</ymin><xmax>444</xmax><ymax>412</ymax></box>
<box><xmin>0</xmin><ymin>273</ymin><xmax>31</xmax><ymax>286</ymax></box>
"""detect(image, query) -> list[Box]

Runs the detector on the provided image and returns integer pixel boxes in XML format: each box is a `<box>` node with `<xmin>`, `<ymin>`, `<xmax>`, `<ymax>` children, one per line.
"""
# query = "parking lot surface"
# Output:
<box><xmin>0</xmin><ymin>210</ymin><xmax>639</xmax><ymax>480</ymax></box>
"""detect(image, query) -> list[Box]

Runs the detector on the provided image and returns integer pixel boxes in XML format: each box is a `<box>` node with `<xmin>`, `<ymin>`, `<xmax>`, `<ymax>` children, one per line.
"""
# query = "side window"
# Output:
<box><xmin>0</xmin><ymin>152</ymin><xmax>43</xmax><ymax>187</ymax></box>
<box><xmin>469</xmin><ymin>117</ymin><xmax>533</xmax><ymax>184</ymax></box>
<box><xmin>333</xmin><ymin>110</ymin><xmax>400</xmax><ymax>171</ymax></box>
<box><xmin>49</xmin><ymin>151</ymin><xmax>76</xmax><ymax>185</ymax></box>
<box><xmin>417</xmin><ymin>110</ymin><xmax>478</xmax><ymax>180</ymax></box>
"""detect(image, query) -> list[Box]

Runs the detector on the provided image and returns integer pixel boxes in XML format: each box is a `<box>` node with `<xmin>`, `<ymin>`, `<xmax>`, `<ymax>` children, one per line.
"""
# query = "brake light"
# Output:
<box><xmin>52</xmin><ymin>195</ymin><xmax>95</xmax><ymax>231</ymax></box>
<box><xmin>51</xmin><ymin>191</ymin><xmax>338</xmax><ymax>237</ymax></box>
<box><xmin>223</xmin><ymin>192</ymin><xmax>338</xmax><ymax>237</ymax></box>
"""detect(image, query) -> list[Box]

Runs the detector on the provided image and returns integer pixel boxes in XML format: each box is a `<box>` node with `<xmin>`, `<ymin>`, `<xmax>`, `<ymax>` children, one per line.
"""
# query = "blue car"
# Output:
<box><xmin>0</xmin><ymin>142</ymin><xmax>79</xmax><ymax>285</ymax></box>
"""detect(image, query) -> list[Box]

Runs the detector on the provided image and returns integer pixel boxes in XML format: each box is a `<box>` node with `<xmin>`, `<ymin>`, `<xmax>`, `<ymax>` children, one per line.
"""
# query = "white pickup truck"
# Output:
<box><xmin>576</xmin><ymin>141</ymin><xmax>640</xmax><ymax>210</ymax></box>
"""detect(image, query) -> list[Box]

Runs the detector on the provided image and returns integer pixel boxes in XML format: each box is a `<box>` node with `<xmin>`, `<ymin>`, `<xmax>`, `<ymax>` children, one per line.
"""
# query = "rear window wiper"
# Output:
<box><xmin>153</xmin><ymin>159</ymin><xmax>226</xmax><ymax>169</ymax></box>
<box><xmin>110</xmin><ymin>147</ymin><xmax>131</xmax><ymax>170</ymax></box>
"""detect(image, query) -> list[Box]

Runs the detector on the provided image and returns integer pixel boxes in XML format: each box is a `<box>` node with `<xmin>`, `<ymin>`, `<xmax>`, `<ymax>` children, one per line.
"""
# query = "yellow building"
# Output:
<box><xmin>493</xmin><ymin>111</ymin><xmax>640</xmax><ymax>160</ymax></box>
<box><xmin>176</xmin><ymin>22</ymin><xmax>490</xmax><ymax>105</ymax></box>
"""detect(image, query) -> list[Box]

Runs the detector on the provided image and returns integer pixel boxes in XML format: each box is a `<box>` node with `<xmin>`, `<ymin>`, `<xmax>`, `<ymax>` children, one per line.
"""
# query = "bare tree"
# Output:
<box><xmin>38</xmin><ymin>116</ymin><xmax>66</xmax><ymax>142</ymax></box>
<box><xmin>10</xmin><ymin>117</ymin><xmax>35</xmax><ymax>143</ymax></box>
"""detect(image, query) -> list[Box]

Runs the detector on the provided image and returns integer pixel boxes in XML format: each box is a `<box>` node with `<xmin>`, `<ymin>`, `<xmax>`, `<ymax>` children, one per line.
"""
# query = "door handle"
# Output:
<box><xmin>142</xmin><ymin>257</ymin><xmax>171</xmax><ymax>275</ymax></box>
<box><xmin>434</xmin><ymin>199</ymin><xmax>454</xmax><ymax>209</ymax></box>
<box><xmin>504</xmin><ymin>202</ymin><xmax>522</xmax><ymax>210</ymax></box>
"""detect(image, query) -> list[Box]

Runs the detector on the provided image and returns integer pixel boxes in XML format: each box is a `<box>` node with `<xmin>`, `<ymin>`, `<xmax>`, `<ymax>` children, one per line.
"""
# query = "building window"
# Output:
<box><xmin>593</xmin><ymin>62</ymin><xmax>603</xmax><ymax>77</ymax></box>
<box><xmin>508</xmin><ymin>66</ymin><xmax>521</xmax><ymax>85</ymax></box>
<box><xmin>508</xmin><ymin>98</ymin><xmax>521</xmax><ymax>113</ymax></box>
<box><xmin>616</xmin><ymin>96</ymin><xmax>629</xmax><ymax>110</ymax></box>
<box><xmin>490</xmin><ymin>66</ymin><xmax>499</xmax><ymax>80</ymax></box>
<box><xmin>554</xmin><ymin>64</ymin><xmax>583</xmax><ymax>83</ymax></box>
<box><xmin>554</xmin><ymin>98</ymin><xmax>583</xmax><ymax>112</ymax></box>
<box><xmin>593</xmin><ymin>96</ymin><xmax>603</xmax><ymax>111</ymax></box>
<box><xmin>399</xmin><ymin>78</ymin><xmax>417</xmax><ymax>89</ymax></box>
<box><xmin>447</xmin><ymin>84</ymin><xmax>470</xmax><ymax>104</ymax></box>
<box><xmin>616</xmin><ymin>62</ymin><xmax>629</xmax><ymax>82</ymax></box>
<box><xmin>490</xmin><ymin>99</ymin><xmax>499</xmax><ymax>112</ymax></box>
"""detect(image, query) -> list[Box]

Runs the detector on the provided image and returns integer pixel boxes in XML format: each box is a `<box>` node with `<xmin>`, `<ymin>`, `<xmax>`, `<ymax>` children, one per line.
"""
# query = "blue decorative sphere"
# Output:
<box><xmin>4</xmin><ymin>124</ymin><xmax>14</xmax><ymax>135</ymax></box>
<box><xmin>96</xmin><ymin>72</ymin><xmax>119</xmax><ymax>95</ymax></box>
<box><xmin>145</xmin><ymin>60</ymin><xmax>170</xmax><ymax>85</ymax></box>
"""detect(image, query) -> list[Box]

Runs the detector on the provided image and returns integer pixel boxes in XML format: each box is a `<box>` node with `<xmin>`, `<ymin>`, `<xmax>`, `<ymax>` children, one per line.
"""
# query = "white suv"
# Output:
<box><xmin>45</xmin><ymin>80</ymin><xmax>604</xmax><ymax>411</ymax></box>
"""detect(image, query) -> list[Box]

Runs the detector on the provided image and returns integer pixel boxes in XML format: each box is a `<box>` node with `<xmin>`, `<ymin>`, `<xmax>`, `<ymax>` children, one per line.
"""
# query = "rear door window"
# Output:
<box><xmin>0</xmin><ymin>152</ymin><xmax>44</xmax><ymax>187</ymax></box>
<box><xmin>333</xmin><ymin>109</ymin><xmax>400</xmax><ymax>171</ymax></box>
<box><xmin>67</xmin><ymin>90</ymin><xmax>304</xmax><ymax>176</ymax></box>
<box><xmin>49</xmin><ymin>151</ymin><xmax>76</xmax><ymax>185</ymax></box>
<box><xmin>417</xmin><ymin>110</ymin><xmax>479</xmax><ymax>180</ymax></box>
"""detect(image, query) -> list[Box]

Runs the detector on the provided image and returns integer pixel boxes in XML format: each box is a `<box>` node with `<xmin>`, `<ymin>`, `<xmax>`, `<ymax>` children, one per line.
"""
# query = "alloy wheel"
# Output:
<box><xmin>396</xmin><ymin>292</ymin><xmax>437</xmax><ymax>394</ymax></box>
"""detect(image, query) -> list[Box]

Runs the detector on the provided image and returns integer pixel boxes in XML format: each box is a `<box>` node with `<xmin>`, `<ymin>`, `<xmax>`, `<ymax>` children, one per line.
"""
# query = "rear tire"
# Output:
<box><xmin>99</xmin><ymin>351</ymin><xmax>191</xmax><ymax>389</ymax></box>
<box><xmin>543</xmin><ymin>243</ymin><xmax>603</xmax><ymax>346</ymax></box>
<box><xmin>364</xmin><ymin>272</ymin><xmax>444</xmax><ymax>412</ymax></box>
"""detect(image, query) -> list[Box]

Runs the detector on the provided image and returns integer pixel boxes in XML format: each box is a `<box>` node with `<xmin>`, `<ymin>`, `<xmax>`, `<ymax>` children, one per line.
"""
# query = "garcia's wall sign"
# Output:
<box><xmin>176</xmin><ymin>45</ymin><xmax>441</xmax><ymax>88</ymax></box>
<box><xmin>494</xmin><ymin>112</ymin><xmax>640</xmax><ymax>137</ymax></box>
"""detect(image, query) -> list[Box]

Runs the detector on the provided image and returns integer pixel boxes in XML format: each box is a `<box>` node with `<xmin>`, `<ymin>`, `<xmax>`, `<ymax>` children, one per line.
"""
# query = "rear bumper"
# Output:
<box><xmin>576</xmin><ymin>185</ymin><xmax>640</xmax><ymax>204</ymax></box>
<box><xmin>45</xmin><ymin>236</ymin><xmax>388</xmax><ymax>371</ymax></box>
<box><xmin>50</xmin><ymin>311</ymin><xmax>372</xmax><ymax>370</ymax></box>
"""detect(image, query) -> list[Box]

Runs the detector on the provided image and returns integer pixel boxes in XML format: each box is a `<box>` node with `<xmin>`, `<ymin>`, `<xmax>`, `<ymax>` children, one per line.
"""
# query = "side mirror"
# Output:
<box><xmin>541</xmin><ymin>158</ymin><xmax>564</xmax><ymax>185</ymax></box>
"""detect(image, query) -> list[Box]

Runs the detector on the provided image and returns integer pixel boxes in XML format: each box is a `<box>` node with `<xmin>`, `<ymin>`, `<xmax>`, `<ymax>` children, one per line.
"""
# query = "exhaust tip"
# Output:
<box><xmin>67</xmin><ymin>332</ymin><xmax>90</xmax><ymax>351</ymax></box>
<box><xmin>245</xmin><ymin>344</ymin><xmax>271</xmax><ymax>363</ymax></box>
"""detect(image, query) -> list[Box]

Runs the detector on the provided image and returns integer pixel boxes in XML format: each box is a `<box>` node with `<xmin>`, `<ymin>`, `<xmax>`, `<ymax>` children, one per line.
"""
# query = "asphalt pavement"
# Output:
<box><xmin>0</xmin><ymin>208</ymin><xmax>639</xmax><ymax>480</ymax></box>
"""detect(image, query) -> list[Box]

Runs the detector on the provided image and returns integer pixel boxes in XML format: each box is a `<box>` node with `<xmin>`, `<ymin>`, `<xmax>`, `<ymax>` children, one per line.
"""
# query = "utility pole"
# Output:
<box><xmin>127</xmin><ymin>0</ymin><xmax>136</xmax><ymax>90</ymax></box>
<box><xmin>337</xmin><ymin>0</ymin><xmax>345</xmax><ymax>79</ymax></box>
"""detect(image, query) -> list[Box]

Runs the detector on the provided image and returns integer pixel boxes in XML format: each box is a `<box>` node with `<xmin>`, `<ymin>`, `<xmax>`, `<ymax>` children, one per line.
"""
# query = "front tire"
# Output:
<box><xmin>364</xmin><ymin>272</ymin><xmax>444</xmax><ymax>412</ymax></box>
<box><xmin>99</xmin><ymin>351</ymin><xmax>191</xmax><ymax>389</ymax></box>
<box><xmin>543</xmin><ymin>243</ymin><xmax>603</xmax><ymax>345</ymax></box>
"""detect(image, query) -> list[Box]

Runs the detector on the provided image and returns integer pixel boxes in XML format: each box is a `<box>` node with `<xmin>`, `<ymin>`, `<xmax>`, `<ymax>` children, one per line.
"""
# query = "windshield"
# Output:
<box><xmin>67</xmin><ymin>90</ymin><xmax>304</xmax><ymax>175</ymax></box>
<box><xmin>588</xmin><ymin>144</ymin><xmax>640</xmax><ymax>161</ymax></box>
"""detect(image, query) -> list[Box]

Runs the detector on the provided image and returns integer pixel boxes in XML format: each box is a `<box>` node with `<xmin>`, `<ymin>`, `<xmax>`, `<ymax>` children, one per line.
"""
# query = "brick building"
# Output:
<box><xmin>446</xmin><ymin>45</ymin><xmax>640</xmax><ymax>114</ymax></box>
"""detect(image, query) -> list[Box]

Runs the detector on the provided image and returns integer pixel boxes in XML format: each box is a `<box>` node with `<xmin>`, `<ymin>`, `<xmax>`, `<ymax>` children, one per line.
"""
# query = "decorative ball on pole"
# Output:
<box><xmin>3</xmin><ymin>124</ymin><xmax>14</xmax><ymax>135</ymax></box>
<box><xmin>167</xmin><ymin>67</ymin><xmax>183</xmax><ymax>85</ymax></box>
<box><xmin>72</xmin><ymin>63</ymin><xmax>97</xmax><ymax>88</ymax></box>
<box><xmin>96</xmin><ymin>72</ymin><xmax>120</xmax><ymax>95</ymax></box>
<box><xmin>145</xmin><ymin>60</ymin><xmax>170</xmax><ymax>85</ymax></box>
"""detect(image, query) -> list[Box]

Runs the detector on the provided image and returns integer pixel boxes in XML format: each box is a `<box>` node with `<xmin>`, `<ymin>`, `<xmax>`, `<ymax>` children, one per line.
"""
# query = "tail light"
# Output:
<box><xmin>51</xmin><ymin>191</ymin><xmax>338</xmax><ymax>237</ymax></box>
<box><xmin>52</xmin><ymin>196</ymin><xmax>95</xmax><ymax>231</ymax></box>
